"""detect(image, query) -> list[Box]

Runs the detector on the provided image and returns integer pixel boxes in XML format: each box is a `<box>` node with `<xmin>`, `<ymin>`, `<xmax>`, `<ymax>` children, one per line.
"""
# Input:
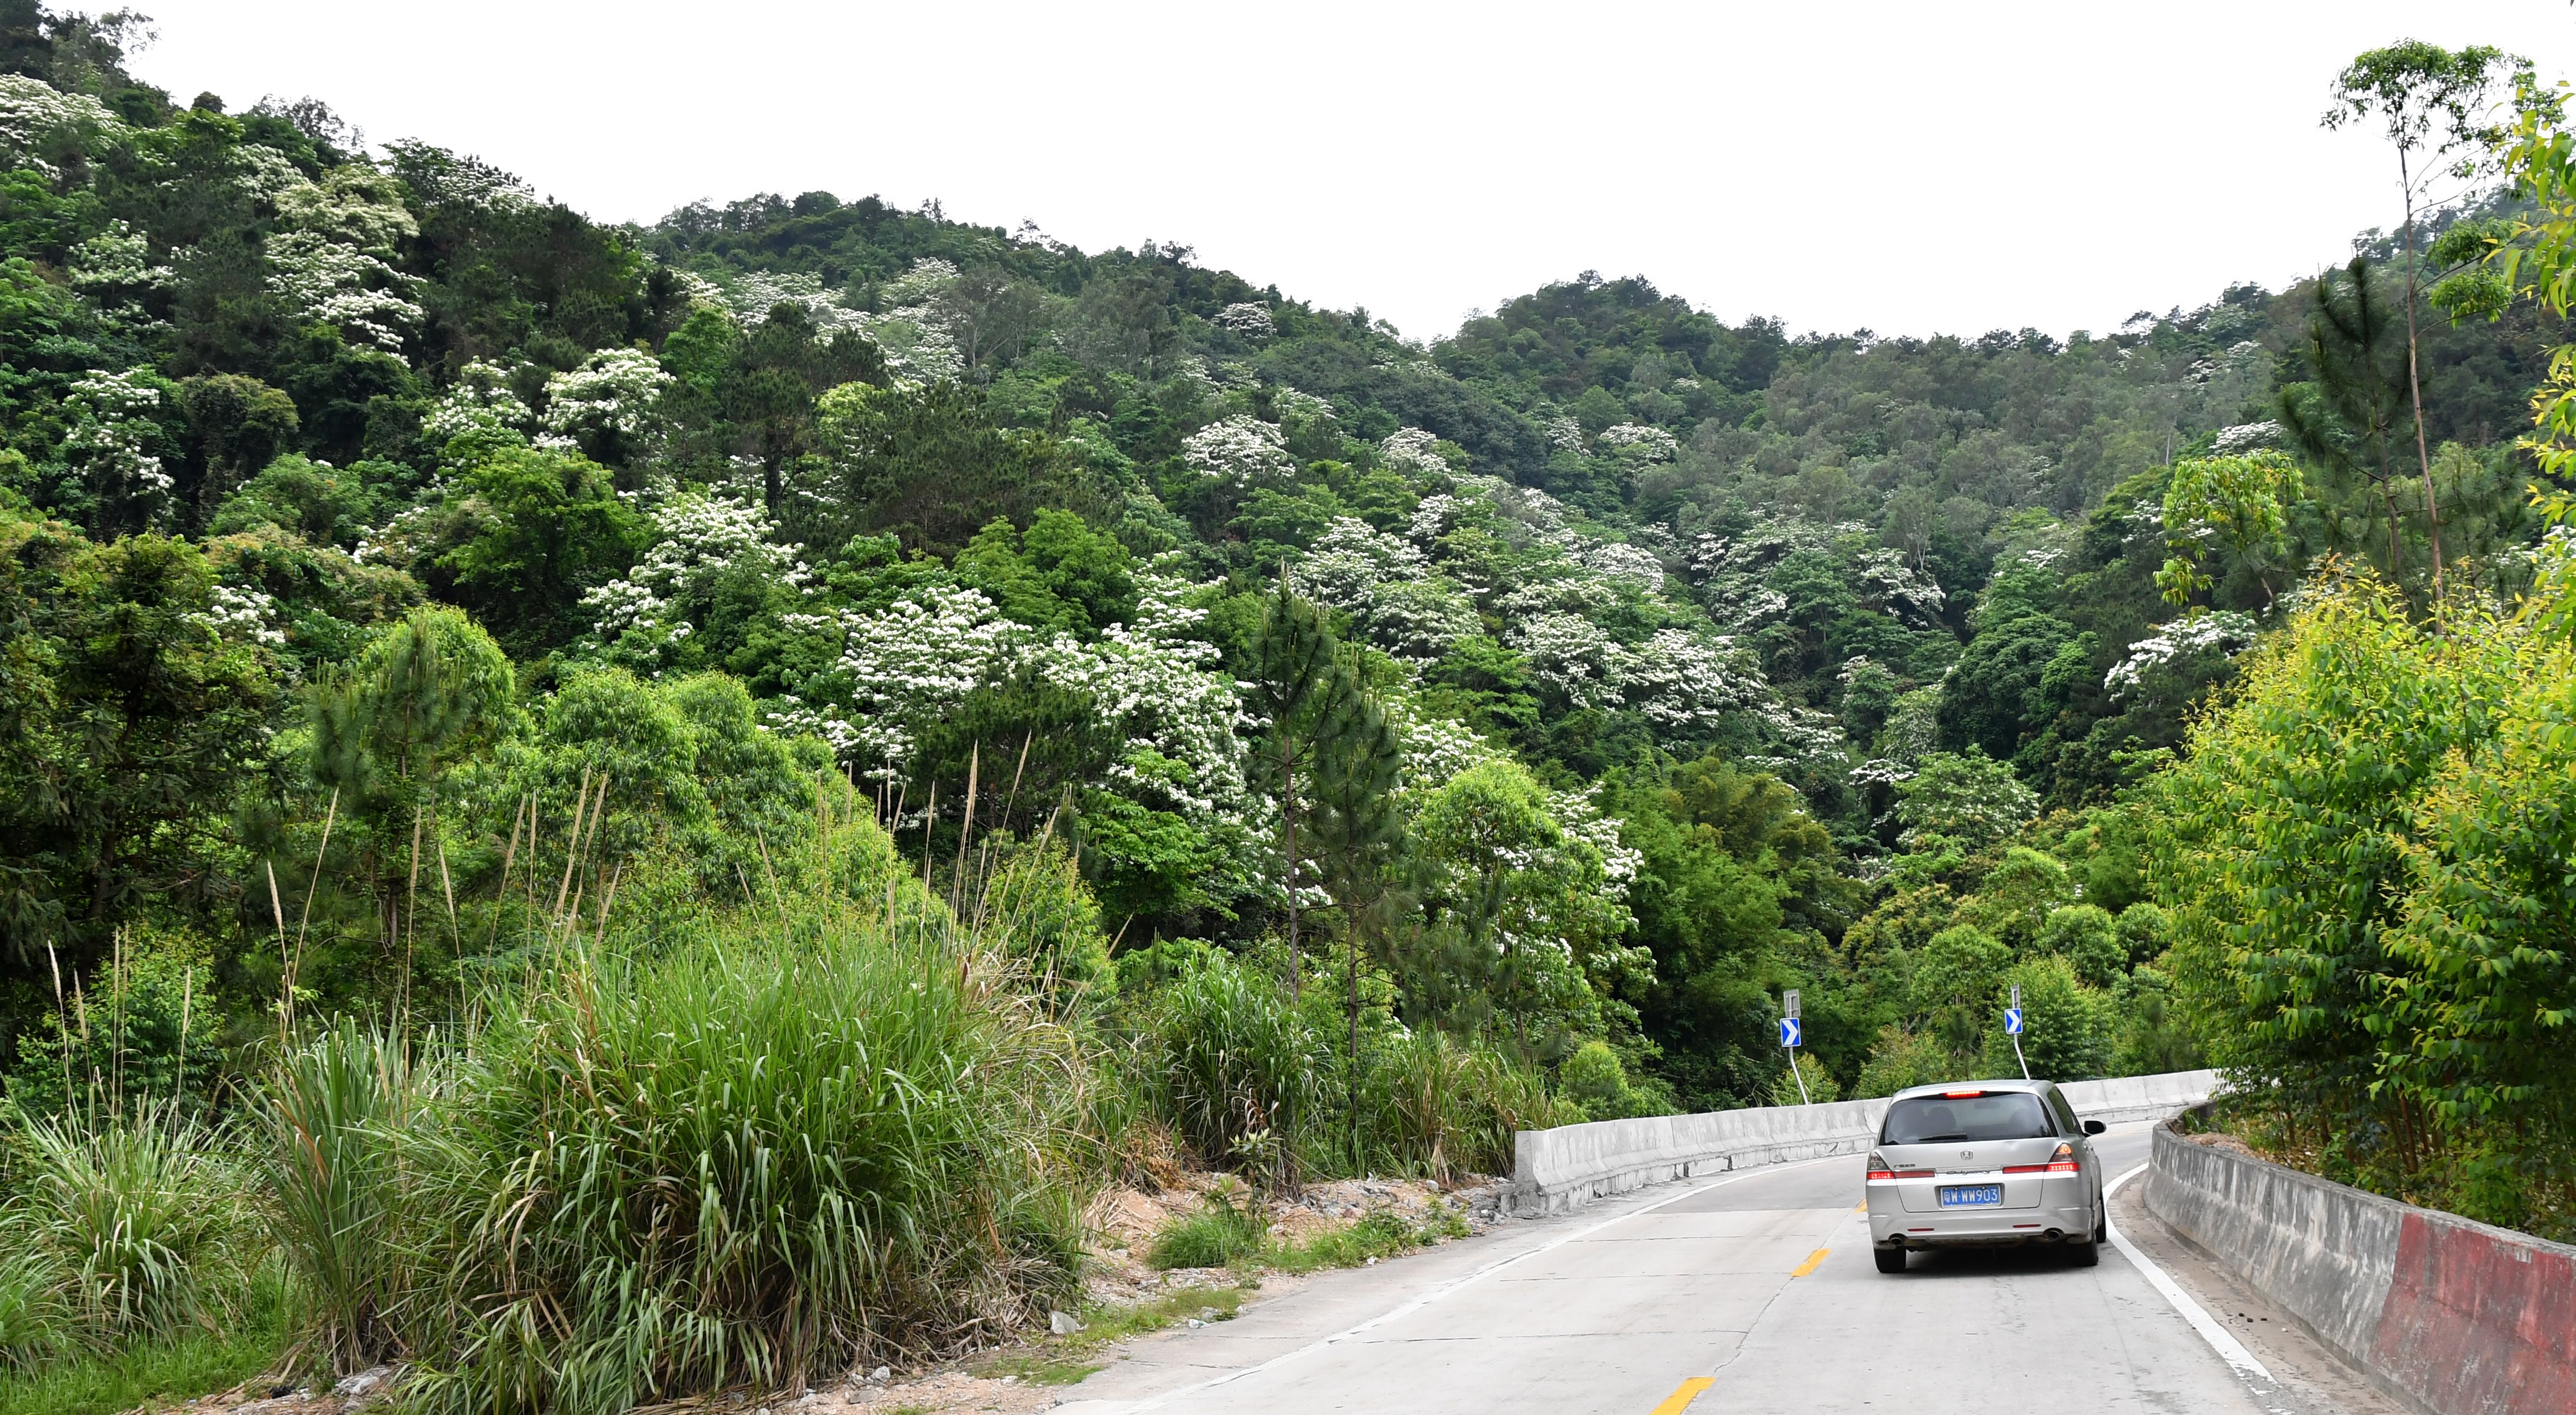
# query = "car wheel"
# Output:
<box><xmin>1874</xmin><ymin>1246</ymin><xmax>1908</xmax><ymax>1274</ymax></box>
<box><xmin>2066</xmin><ymin>1199</ymin><xmax>2104</xmax><ymax>1267</ymax></box>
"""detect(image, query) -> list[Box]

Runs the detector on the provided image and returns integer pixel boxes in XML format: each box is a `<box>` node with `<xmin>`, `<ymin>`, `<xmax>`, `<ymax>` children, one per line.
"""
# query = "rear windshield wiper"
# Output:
<box><xmin>1904</xmin><ymin>1133</ymin><xmax>1970</xmax><ymax>1143</ymax></box>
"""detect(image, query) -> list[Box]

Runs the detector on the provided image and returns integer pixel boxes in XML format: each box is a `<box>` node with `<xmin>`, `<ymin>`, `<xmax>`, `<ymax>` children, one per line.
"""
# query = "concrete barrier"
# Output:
<box><xmin>1506</xmin><ymin>1068</ymin><xmax>2218</xmax><ymax>1217</ymax></box>
<box><xmin>2145</xmin><ymin>1120</ymin><xmax>2576</xmax><ymax>1415</ymax></box>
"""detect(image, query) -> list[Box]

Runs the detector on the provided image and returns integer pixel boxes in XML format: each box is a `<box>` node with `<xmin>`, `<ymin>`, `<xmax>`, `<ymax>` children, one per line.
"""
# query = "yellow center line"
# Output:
<box><xmin>1649</xmin><ymin>1377</ymin><xmax>1715</xmax><ymax>1414</ymax></box>
<box><xmin>1791</xmin><ymin>1246</ymin><xmax>1830</xmax><ymax>1277</ymax></box>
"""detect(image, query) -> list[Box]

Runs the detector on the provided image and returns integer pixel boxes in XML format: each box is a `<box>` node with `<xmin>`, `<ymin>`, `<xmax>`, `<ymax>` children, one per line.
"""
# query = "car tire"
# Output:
<box><xmin>1874</xmin><ymin>1246</ymin><xmax>1908</xmax><ymax>1274</ymax></box>
<box><xmin>2066</xmin><ymin>1200</ymin><xmax>2104</xmax><ymax>1267</ymax></box>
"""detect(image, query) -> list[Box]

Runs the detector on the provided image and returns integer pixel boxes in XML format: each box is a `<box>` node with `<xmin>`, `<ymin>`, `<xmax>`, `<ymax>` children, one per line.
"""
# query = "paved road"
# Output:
<box><xmin>1059</xmin><ymin>1124</ymin><xmax>2275</xmax><ymax>1415</ymax></box>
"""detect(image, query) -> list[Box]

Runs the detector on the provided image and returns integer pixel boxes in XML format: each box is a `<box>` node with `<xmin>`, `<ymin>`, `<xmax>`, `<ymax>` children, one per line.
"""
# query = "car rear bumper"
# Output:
<box><xmin>1866</xmin><ymin>1184</ymin><xmax>2094</xmax><ymax>1248</ymax></box>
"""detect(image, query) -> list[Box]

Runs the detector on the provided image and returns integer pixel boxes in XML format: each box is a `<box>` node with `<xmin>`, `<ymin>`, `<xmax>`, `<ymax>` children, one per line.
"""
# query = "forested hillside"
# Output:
<box><xmin>1</xmin><ymin>9</ymin><xmax>2572</xmax><ymax>1407</ymax></box>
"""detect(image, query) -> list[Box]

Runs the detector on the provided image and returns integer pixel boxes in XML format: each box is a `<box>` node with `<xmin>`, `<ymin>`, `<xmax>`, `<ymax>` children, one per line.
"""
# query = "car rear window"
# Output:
<box><xmin>1880</xmin><ymin>1092</ymin><xmax>2056</xmax><ymax>1144</ymax></box>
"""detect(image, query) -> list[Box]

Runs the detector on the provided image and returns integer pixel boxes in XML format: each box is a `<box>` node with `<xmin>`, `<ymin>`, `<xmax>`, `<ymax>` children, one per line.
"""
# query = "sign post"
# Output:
<box><xmin>1780</xmin><ymin>989</ymin><xmax>1810</xmax><ymax>1104</ymax></box>
<box><xmin>2006</xmin><ymin>983</ymin><xmax>2030</xmax><ymax>1080</ymax></box>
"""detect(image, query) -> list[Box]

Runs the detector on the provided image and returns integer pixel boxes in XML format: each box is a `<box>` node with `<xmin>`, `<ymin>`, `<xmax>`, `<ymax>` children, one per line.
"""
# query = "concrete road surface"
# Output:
<box><xmin>1057</xmin><ymin>1123</ymin><xmax>2289</xmax><ymax>1415</ymax></box>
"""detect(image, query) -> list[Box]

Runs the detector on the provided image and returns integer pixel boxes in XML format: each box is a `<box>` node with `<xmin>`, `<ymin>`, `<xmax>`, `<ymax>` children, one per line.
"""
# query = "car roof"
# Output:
<box><xmin>1887</xmin><ymin>1079</ymin><xmax>2053</xmax><ymax>1101</ymax></box>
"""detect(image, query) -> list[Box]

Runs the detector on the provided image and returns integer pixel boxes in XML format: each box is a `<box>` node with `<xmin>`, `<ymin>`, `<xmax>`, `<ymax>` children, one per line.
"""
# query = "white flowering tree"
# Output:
<box><xmin>540</xmin><ymin>347</ymin><xmax>676</xmax><ymax>470</ymax></box>
<box><xmin>58</xmin><ymin>368</ymin><xmax>178</xmax><ymax>530</ymax></box>
<box><xmin>266</xmin><ymin>166</ymin><xmax>423</xmax><ymax>352</ymax></box>
<box><xmin>1183</xmin><ymin>414</ymin><xmax>1294</xmax><ymax>486</ymax></box>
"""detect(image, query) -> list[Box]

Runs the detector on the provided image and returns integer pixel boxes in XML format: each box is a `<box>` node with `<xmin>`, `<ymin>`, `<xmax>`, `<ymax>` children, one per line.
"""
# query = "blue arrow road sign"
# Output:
<box><xmin>2004</xmin><ymin>1007</ymin><xmax>2024</xmax><ymax>1036</ymax></box>
<box><xmin>1779</xmin><ymin>1017</ymin><xmax>1801</xmax><ymax>1047</ymax></box>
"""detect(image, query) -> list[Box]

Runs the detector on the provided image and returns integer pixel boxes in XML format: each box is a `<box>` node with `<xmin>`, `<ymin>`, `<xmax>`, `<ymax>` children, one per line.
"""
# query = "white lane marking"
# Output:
<box><xmin>2103</xmin><ymin>1163</ymin><xmax>2276</xmax><ymax>1387</ymax></box>
<box><xmin>1069</xmin><ymin>1153</ymin><xmax>1851</xmax><ymax>1414</ymax></box>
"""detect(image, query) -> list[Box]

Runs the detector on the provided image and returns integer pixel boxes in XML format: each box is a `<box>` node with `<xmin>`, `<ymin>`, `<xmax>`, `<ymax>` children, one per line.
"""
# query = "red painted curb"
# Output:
<box><xmin>2371</xmin><ymin>1210</ymin><xmax>2576</xmax><ymax>1415</ymax></box>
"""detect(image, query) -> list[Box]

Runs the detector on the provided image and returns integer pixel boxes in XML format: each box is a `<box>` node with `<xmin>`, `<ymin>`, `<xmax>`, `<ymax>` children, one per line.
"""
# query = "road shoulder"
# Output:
<box><xmin>2109</xmin><ymin>1170</ymin><xmax>2415</xmax><ymax>1415</ymax></box>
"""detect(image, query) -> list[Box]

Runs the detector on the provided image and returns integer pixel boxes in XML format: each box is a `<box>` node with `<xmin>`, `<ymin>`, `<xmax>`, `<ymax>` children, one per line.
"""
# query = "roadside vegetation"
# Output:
<box><xmin>0</xmin><ymin>8</ymin><xmax>2568</xmax><ymax>1410</ymax></box>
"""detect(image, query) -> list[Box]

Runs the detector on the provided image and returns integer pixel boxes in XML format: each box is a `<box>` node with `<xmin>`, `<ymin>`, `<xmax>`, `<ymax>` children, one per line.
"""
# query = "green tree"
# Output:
<box><xmin>1981</xmin><ymin>955</ymin><xmax>2108</xmax><ymax>1082</ymax></box>
<box><xmin>2325</xmin><ymin>41</ymin><xmax>2518</xmax><ymax>593</ymax></box>
<box><xmin>2154</xmin><ymin>452</ymin><xmax>2305</xmax><ymax>607</ymax></box>
<box><xmin>2036</xmin><ymin>905</ymin><xmax>2124</xmax><ymax>988</ymax></box>
<box><xmin>429</xmin><ymin>446</ymin><xmax>646</xmax><ymax>653</ymax></box>
<box><xmin>1245</xmin><ymin>575</ymin><xmax>1344</xmax><ymax>1000</ymax></box>
<box><xmin>1890</xmin><ymin>750</ymin><xmax>2036</xmax><ymax>853</ymax></box>
<box><xmin>1303</xmin><ymin>660</ymin><xmax>1409</xmax><ymax>1163</ymax></box>
<box><xmin>0</xmin><ymin>513</ymin><xmax>278</xmax><ymax>976</ymax></box>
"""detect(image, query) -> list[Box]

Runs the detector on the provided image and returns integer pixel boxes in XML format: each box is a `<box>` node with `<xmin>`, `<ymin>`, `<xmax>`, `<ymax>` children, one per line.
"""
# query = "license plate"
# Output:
<box><xmin>1939</xmin><ymin>1184</ymin><xmax>2004</xmax><ymax>1207</ymax></box>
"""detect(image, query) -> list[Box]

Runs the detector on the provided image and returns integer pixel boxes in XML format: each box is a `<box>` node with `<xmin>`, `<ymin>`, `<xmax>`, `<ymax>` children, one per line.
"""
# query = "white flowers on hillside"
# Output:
<box><xmin>1574</xmin><ymin>539</ymin><xmax>1666</xmax><ymax>593</ymax></box>
<box><xmin>68</xmin><ymin>221</ymin><xmax>171</xmax><ymax>311</ymax></box>
<box><xmin>542</xmin><ymin>347</ymin><xmax>675</xmax><ymax>450</ymax></box>
<box><xmin>267</xmin><ymin>231</ymin><xmax>421</xmax><ymax>351</ymax></box>
<box><xmin>266</xmin><ymin>165</ymin><xmax>425</xmax><ymax>351</ymax></box>
<box><xmin>1597</xmin><ymin>423</ymin><xmax>1679</xmax><ymax>462</ymax></box>
<box><xmin>0</xmin><ymin>74</ymin><xmax>120</xmax><ymax>180</ymax></box>
<box><xmin>1379</xmin><ymin>427</ymin><xmax>1451</xmax><ymax>477</ymax></box>
<box><xmin>62</xmin><ymin>368</ymin><xmax>171</xmax><ymax>511</ymax></box>
<box><xmin>2104</xmin><ymin>611</ymin><xmax>2258</xmax><ymax>698</ymax></box>
<box><xmin>1184</xmin><ymin>415</ymin><xmax>1293</xmax><ymax>486</ymax></box>
<box><xmin>1213</xmin><ymin>302</ymin><xmax>1275</xmax><ymax>339</ymax></box>
<box><xmin>423</xmin><ymin>361</ymin><xmax>536</xmax><ymax>447</ymax></box>
<box><xmin>198</xmin><ymin>583</ymin><xmax>286</xmax><ymax>648</ymax></box>
<box><xmin>585</xmin><ymin>492</ymin><xmax>808</xmax><ymax>638</ymax></box>
<box><xmin>1293</xmin><ymin>518</ymin><xmax>1479</xmax><ymax>659</ymax></box>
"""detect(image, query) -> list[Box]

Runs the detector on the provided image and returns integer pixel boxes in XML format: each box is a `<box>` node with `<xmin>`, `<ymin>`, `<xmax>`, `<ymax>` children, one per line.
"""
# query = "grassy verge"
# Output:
<box><xmin>970</xmin><ymin>1201</ymin><xmax>1474</xmax><ymax>1387</ymax></box>
<box><xmin>0</xmin><ymin>1317</ymin><xmax>291</xmax><ymax>1415</ymax></box>
<box><xmin>971</xmin><ymin>1286</ymin><xmax>1252</xmax><ymax>1384</ymax></box>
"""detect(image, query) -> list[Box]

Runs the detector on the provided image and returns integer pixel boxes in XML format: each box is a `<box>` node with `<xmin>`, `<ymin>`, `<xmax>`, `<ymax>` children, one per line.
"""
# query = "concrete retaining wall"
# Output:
<box><xmin>1506</xmin><ymin>1068</ymin><xmax>2217</xmax><ymax>1217</ymax></box>
<box><xmin>2145</xmin><ymin>1121</ymin><xmax>2576</xmax><ymax>1415</ymax></box>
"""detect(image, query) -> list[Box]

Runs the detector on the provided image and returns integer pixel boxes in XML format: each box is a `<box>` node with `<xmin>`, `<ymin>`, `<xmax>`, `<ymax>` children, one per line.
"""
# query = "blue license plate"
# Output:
<box><xmin>1938</xmin><ymin>1184</ymin><xmax>2004</xmax><ymax>1207</ymax></box>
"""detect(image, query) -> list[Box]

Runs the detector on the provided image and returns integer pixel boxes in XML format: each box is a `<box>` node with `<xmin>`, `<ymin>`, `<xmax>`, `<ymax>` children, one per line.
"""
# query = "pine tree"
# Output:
<box><xmin>1246</xmin><ymin>571</ymin><xmax>1340</xmax><ymax>1002</ymax></box>
<box><xmin>1306</xmin><ymin>653</ymin><xmax>1410</xmax><ymax>1168</ymax></box>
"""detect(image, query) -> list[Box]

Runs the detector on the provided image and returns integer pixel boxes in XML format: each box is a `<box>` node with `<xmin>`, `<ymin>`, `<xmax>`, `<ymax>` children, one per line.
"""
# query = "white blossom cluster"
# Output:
<box><xmin>275</xmin><ymin>168</ymin><xmax>420</xmax><ymax>253</ymax></box>
<box><xmin>541</xmin><ymin>346</ymin><xmax>675</xmax><ymax>449</ymax></box>
<box><xmin>1543</xmin><ymin>415</ymin><xmax>1584</xmax><ymax>456</ymax></box>
<box><xmin>266</xmin><ymin>230</ymin><xmax>421</xmax><ymax>351</ymax></box>
<box><xmin>196</xmin><ymin>583</ymin><xmax>286</xmax><ymax>647</ymax></box>
<box><xmin>228</xmin><ymin>143</ymin><xmax>307</xmax><ymax>203</ymax></box>
<box><xmin>778</xmin><ymin>579</ymin><xmax>1256</xmax><ymax>840</ymax></box>
<box><xmin>0</xmin><ymin>74</ymin><xmax>120</xmax><ymax>181</ymax></box>
<box><xmin>1387</xmin><ymin>699</ymin><xmax>1502</xmax><ymax>794</ymax></box>
<box><xmin>1574</xmin><ymin>539</ymin><xmax>1666</xmax><ymax>593</ymax></box>
<box><xmin>2213</xmin><ymin>420</ymin><xmax>2285</xmax><ymax>454</ymax></box>
<box><xmin>68</xmin><ymin>221</ymin><xmax>171</xmax><ymax>301</ymax></box>
<box><xmin>62</xmin><ymin>368</ymin><xmax>171</xmax><ymax>509</ymax></box>
<box><xmin>423</xmin><ymin>361</ymin><xmax>536</xmax><ymax>448</ymax></box>
<box><xmin>1213</xmin><ymin>302</ymin><xmax>1276</xmax><ymax>339</ymax></box>
<box><xmin>1184</xmin><ymin>415</ymin><xmax>1294</xmax><ymax>486</ymax></box>
<box><xmin>1407</xmin><ymin>493</ymin><xmax>1469</xmax><ymax>545</ymax></box>
<box><xmin>853</xmin><ymin>258</ymin><xmax>964</xmax><ymax>382</ymax></box>
<box><xmin>1272</xmin><ymin>387</ymin><xmax>1334</xmax><ymax>423</ymax></box>
<box><xmin>1622</xmin><ymin>629</ymin><xmax>1768</xmax><ymax>730</ymax></box>
<box><xmin>1596</xmin><ymin>423</ymin><xmax>1679</xmax><ymax>462</ymax></box>
<box><xmin>1850</xmin><ymin>546</ymin><xmax>1948</xmax><ymax>626</ymax></box>
<box><xmin>2103</xmin><ymin>610</ymin><xmax>2259</xmax><ymax>698</ymax></box>
<box><xmin>582</xmin><ymin>492</ymin><xmax>810</xmax><ymax>652</ymax></box>
<box><xmin>1292</xmin><ymin>518</ymin><xmax>1479</xmax><ymax>659</ymax></box>
<box><xmin>1550</xmin><ymin>786</ymin><xmax>1643</xmax><ymax>890</ymax></box>
<box><xmin>710</xmin><ymin>268</ymin><xmax>865</xmax><ymax>333</ymax></box>
<box><xmin>1378</xmin><ymin>427</ymin><xmax>1451</xmax><ymax>478</ymax></box>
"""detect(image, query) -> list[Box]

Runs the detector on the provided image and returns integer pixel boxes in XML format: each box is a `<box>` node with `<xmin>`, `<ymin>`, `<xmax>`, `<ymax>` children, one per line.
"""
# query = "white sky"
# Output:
<box><xmin>122</xmin><ymin>1</ymin><xmax>2576</xmax><ymax>344</ymax></box>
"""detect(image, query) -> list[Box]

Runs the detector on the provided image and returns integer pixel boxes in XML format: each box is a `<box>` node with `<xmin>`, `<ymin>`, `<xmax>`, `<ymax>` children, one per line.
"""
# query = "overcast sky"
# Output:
<box><xmin>122</xmin><ymin>1</ymin><xmax>2576</xmax><ymax>344</ymax></box>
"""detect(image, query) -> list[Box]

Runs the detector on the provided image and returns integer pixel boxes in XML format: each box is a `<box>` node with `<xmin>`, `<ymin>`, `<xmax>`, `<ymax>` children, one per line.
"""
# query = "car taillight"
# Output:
<box><xmin>1866</xmin><ymin>1150</ymin><xmax>1893</xmax><ymax>1182</ymax></box>
<box><xmin>2004</xmin><ymin>1144</ymin><xmax>2084</xmax><ymax>1176</ymax></box>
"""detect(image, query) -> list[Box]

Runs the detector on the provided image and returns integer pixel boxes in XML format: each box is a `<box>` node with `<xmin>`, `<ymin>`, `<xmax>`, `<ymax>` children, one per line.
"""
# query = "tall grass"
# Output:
<box><xmin>262</xmin><ymin>1022</ymin><xmax>425</xmax><ymax>1371</ymax></box>
<box><xmin>1152</xmin><ymin>955</ymin><xmax>1323</xmax><ymax>1184</ymax></box>
<box><xmin>14</xmin><ymin>1108</ymin><xmax>248</xmax><ymax>1343</ymax></box>
<box><xmin>1364</xmin><ymin>1029</ymin><xmax>1573</xmax><ymax>1181</ymax></box>
<box><xmin>385</xmin><ymin>900</ymin><xmax>1094</xmax><ymax>1415</ymax></box>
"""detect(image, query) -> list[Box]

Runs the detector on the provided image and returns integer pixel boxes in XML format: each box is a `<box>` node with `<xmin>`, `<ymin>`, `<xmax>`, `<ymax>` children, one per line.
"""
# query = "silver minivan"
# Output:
<box><xmin>1864</xmin><ymin>1079</ymin><xmax>2107</xmax><ymax>1273</ymax></box>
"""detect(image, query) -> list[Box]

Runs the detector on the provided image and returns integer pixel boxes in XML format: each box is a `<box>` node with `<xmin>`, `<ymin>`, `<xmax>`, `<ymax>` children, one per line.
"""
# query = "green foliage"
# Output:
<box><xmin>13</xmin><ymin>1109</ymin><xmax>248</xmax><ymax>1344</ymax></box>
<box><xmin>955</xmin><ymin>509</ymin><xmax>1136</xmax><ymax>636</ymax></box>
<box><xmin>1767</xmin><ymin>1052</ymin><xmax>1840</xmax><ymax>1106</ymax></box>
<box><xmin>2151</xmin><ymin>576</ymin><xmax>2575</xmax><ymax>1224</ymax></box>
<box><xmin>1151</xmin><ymin>951</ymin><xmax>1322</xmax><ymax>1180</ymax></box>
<box><xmin>428</xmin><ymin>446</ymin><xmax>646</xmax><ymax>653</ymax></box>
<box><xmin>2154</xmin><ymin>452</ymin><xmax>2304</xmax><ymax>605</ymax></box>
<box><xmin>1144</xmin><ymin>1186</ymin><xmax>1269</xmax><ymax>1269</ymax></box>
<box><xmin>1981</xmin><ymin>955</ymin><xmax>2109</xmax><ymax>1082</ymax></box>
<box><xmin>259</xmin><ymin>1023</ymin><xmax>419</xmax><ymax>1372</ymax></box>
<box><xmin>2037</xmin><ymin>905</ymin><xmax>2124</xmax><ymax>988</ymax></box>
<box><xmin>1890</xmin><ymin>750</ymin><xmax>2036</xmax><ymax>853</ymax></box>
<box><xmin>389</xmin><ymin>915</ymin><xmax>1089</xmax><ymax>1415</ymax></box>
